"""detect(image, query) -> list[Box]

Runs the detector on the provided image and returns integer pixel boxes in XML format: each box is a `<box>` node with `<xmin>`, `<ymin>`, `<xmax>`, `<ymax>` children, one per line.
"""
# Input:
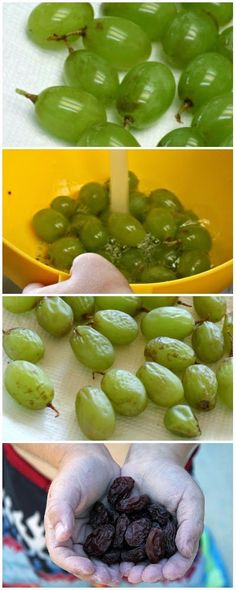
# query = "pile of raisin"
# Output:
<box><xmin>83</xmin><ymin>476</ymin><xmax>177</xmax><ymax>565</ymax></box>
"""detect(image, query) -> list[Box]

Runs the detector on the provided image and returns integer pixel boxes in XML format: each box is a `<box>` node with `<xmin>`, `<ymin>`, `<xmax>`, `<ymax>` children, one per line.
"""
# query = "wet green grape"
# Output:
<box><xmin>193</xmin><ymin>296</ymin><xmax>226</xmax><ymax>322</ymax></box>
<box><xmin>62</xmin><ymin>296</ymin><xmax>95</xmax><ymax>321</ymax></box>
<box><xmin>149</xmin><ymin>189</ymin><xmax>183</xmax><ymax>212</ymax></box>
<box><xmin>27</xmin><ymin>3</ymin><xmax>94</xmax><ymax>49</ymax></box>
<box><xmin>216</xmin><ymin>358</ymin><xmax>233</xmax><ymax>410</ymax></box>
<box><xmin>219</xmin><ymin>133</ymin><xmax>233</xmax><ymax>147</ymax></box>
<box><xmin>32</xmin><ymin>208</ymin><xmax>69</xmax><ymax>243</ymax></box>
<box><xmin>75</xmin><ymin>386</ymin><xmax>116</xmax><ymax>440</ymax></box>
<box><xmin>80</xmin><ymin>219</ymin><xmax>109</xmax><ymax>251</ymax></box>
<box><xmin>191</xmin><ymin>93</ymin><xmax>233</xmax><ymax>146</ymax></box>
<box><xmin>217</xmin><ymin>26</ymin><xmax>233</xmax><ymax>62</ymax></box>
<box><xmin>145</xmin><ymin>337</ymin><xmax>196</xmax><ymax>372</ymax></box>
<box><xmin>141</xmin><ymin>296</ymin><xmax>178</xmax><ymax>310</ymax></box>
<box><xmin>128</xmin><ymin>171</ymin><xmax>139</xmax><ymax>192</ymax></box>
<box><xmin>174</xmin><ymin>210</ymin><xmax>199</xmax><ymax>228</ymax></box>
<box><xmin>71</xmin><ymin>213</ymin><xmax>96</xmax><ymax>234</ymax></box>
<box><xmin>184</xmin><ymin>3</ymin><xmax>233</xmax><ymax>27</ymax></box>
<box><xmin>102</xmin><ymin>3</ymin><xmax>178</xmax><ymax>41</ymax></box>
<box><xmin>141</xmin><ymin>307</ymin><xmax>194</xmax><ymax>340</ymax></box>
<box><xmin>4</xmin><ymin>361</ymin><xmax>54</xmax><ymax>410</ymax></box>
<box><xmin>158</xmin><ymin>127</ymin><xmax>205</xmax><ymax>147</ymax></box>
<box><xmin>79</xmin><ymin>182</ymin><xmax>109</xmax><ymax>215</ymax></box>
<box><xmin>223</xmin><ymin>313</ymin><xmax>233</xmax><ymax>356</ymax></box>
<box><xmin>3</xmin><ymin>296</ymin><xmax>39</xmax><ymax>313</ymax></box>
<box><xmin>3</xmin><ymin>328</ymin><xmax>44</xmax><ymax>363</ymax></box>
<box><xmin>145</xmin><ymin>208</ymin><xmax>177</xmax><ymax>241</ymax></box>
<box><xmin>108</xmin><ymin>213</ymin><xmax>146</xmax><ymax>247</ymax></box>
<box><xmin>70</xmin><ymin>325</ymin><xmax>115</xmax><ymax>371</ymax></box>
<box><xmin>48</xmin><ymin>237</ymin><xmax>84</xmax><ymax>270</ymax></box>
<box><xmin>129</xmin><ymin>192</ymin><xmax>150</xmax><ymax>222</ymax></box>
<box><xmin>140</xmin><ymin>265</ymin><xmax>176</xmax><ymax>283</ymax></box>
<box><xmin>192</xmin><ymin>321</ymin><xmax>224</xmax><ymax>362</ymax></box>
<box><xmin>93</xmin><ymin>309</ymin><xmax>138</xmax><ymax>345</ymax></box>
<box><xmin>137</xmin><ymin>362</ymin><xmax>184</xmax><ymax>407</ymax></box>
<box><xmin>177</xmin><ymin>223</ymin><xmax>212</xmax><ymax>252</ymax></box>
<box><xmin>118</xmin><ymin>248</ymin><xmax>146</xmax><ymax>282</ymax></box>
<box><xmin>164</xmin><ymin>405</ymin><xmax>201</xmax><ymax>438</ymax></box>
<box><xmin>36</xmin><ymin>296</ymin><xmax>73</xmax><ymax>337</ymax></box>
<box><xmin>183</xmin><ymin>364</ymin><xmax>217</xmax><ymax>410</ymax></box>
<box><xmin>77</xmin><ymin>123</ymin><xmax>140</xmax><ymax>147</ymax></box>
<box><xmin>162</xmin><ymin>10</ymin><xmax>218</xmax><ymax>68</ymax></box>
<box><xmin>101</xmin><ymin>369</ymin><xmax>147</xmax><ymax>416</ymax></box>
<box><xmin>95</xmin><ymin>296</ymin><xmax>142</xmax><ymax>316</ymax></box>
<box><xmin>177</xmin><ymin>250</ymin><xmax>211</xmax><ymax>277</ymax></box>
<box><xmin>50</xmin><ymin>196</ymin><xmax>75</xmax><ymax>218</ymax></box>
<box><xmin>178</xmin><ymin>53</ymin><xmax>233</xmax><ymax>109</ymax></box>
<box><xmin>155</xmin><ymin>244</ymin><xmax>179</xmax><ymax>271</ymax></box>
<box><xmin>64</xmin><ymin>50</ymin><xmax>119</xmax><ymax>106</ymax></box>
<box><xmin>116</xmin><ymin>62</ymin><xmax>176</xmax><ymax>129</ymax></box>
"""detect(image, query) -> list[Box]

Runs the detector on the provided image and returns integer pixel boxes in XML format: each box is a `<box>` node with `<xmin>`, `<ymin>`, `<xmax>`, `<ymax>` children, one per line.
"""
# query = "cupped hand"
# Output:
<box><xmin>44</xmin><ymin>445</ymin><xmax>121</xmax><ymax>586</ymax></box>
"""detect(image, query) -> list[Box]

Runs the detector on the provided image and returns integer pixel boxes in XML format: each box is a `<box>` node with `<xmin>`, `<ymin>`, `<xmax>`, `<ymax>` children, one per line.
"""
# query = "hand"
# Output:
<box><xmin>23</xmin><ymin>253</ymin><xmax>132</xmax><ymax>295</ymax></box>
<box><xmin>120</xmin><ymin>444</ymin><xmax>204</xmax><ymax>585</ymax></box>
<box><xmin>44</xmin><ymin>445</ymin><xmax>121</xmax><ymax>586</ymax></box>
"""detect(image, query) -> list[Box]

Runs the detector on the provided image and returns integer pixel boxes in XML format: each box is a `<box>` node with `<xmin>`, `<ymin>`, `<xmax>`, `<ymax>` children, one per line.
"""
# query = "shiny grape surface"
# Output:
<box><xmin>101</xmin><ymin>3</ymin><xmax>178</xmax><ymax>41</ymax></box>
<box><xmin>27</xmin><ymin>3</ymin><xmax>94</xmax><ymax>49</ymax></box>
<box><xmin>217</xmin><ymin>26</ymin><xmax>233</xmax><ymax>61</ymax></box>
<box><xmin>76</xmin><ymin>386</ymin><xmax>116</xmax><ymax>440</ymax></box>
<box><xmin>3</xmin><ymin>328</ymin><xmax>45</xmax><ymax>363</ymax></box>
<box><xmin>77</xmin><ymin>123</ymin><xmax>140</xmax><ymax>147</ymax></box>
<box><xmin>141</xmin><ymin>307</ymin><xmax>194</xmax><ymax>340</ymax></box>
<box><xmin>101</xmin><ymin>369</ymin><xmax>147</xmax><ymax>416</ymax></box>
<box><xmin>191</xmin><ymin>93</ymin><xmax>233</xmax><ymax>146</ymax></box>
<box><xmin>4</xmin><ymin>361</ymin><xmax>54</xmax><ymax>410</ymax></box>
<box><xmin>178</xmin><ymin>53</ymin><xmax>233</xmax><ymax>108</ymax></box>
<box><xmin>64</xmin><ymin>50</ymin><xmax>119</xmax><ymax>105</ymax></box>
<box><xmin>183</xmin><ymin>2</ymin><xmax>233</xmax><ymax>27</ymax></box>
<box><xmin>158</xmin><ymin>128</ymin><xmax>205</xmax><ymax>147</ymax></box>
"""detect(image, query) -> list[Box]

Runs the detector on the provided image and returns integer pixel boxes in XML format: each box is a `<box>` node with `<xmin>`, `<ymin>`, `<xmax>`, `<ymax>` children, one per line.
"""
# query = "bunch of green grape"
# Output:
<box><xmin>16</xmin><ymin>2</ymin><xmax>233</xmax><ymax>147</ymax></box>
<box><xmin>3</xmin><ymin>294</ymin><xmax>233</xmax><ymax>440</ymax></box>
<box><xmin>32</xmin><ymin>171</ymin><xmax>214</xmax><ymax>283</ymax></box>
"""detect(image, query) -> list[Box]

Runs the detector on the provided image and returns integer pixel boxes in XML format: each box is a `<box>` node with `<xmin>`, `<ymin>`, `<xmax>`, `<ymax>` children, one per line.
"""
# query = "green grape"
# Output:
<box><xmin>145</xmin><ymin>208</ymin><xmax>177</xmax><ymax>241</ymax></box>
<box><xmin>64</xmin><ymin>50</ymin><xmax>119</xmax><ymax>106</ymax></box>
<box><xmin>101</xmin><ymin>369</ymin><xmax>147</xmax><ymax>416</ymax></box>
<box><xmin>149</xmin><ymin>189</ymin><xmax>183</xmax><ymax>212</ymax></box>
<box><xmin>177</xmin><ymin>250</ymin><xmax>211</xmax><ymax>277</ymax></box>
<box><xmin>36</xmin><ymin>296</ymin><xmax>73</xmax><ymax>337</ymax></box>
<box><xmin>174</xmin><ymin>209</ymin><xmax>199</xmax><ymax>228</ymax></box>
<box><xmin>141</xmin><ymin>296</ymin><xmax>178</xmax><ymax>310</ymax></box>
<box><xmin>219</xmin><ymin>133</ymin><xmax>233</xmax><ymax>147</ymax></box>
<box><xmin>145</xmin><ymin>337</ymin><xmax>196</xmax><ymax>372</ymax></box>
<box><xmin>191</xmin><ymin>93</ymin><xmax>233</xmax><ymax>146</ymax></box>
<box><xmin>48</xmin><ymin>237</ymin><xmax>84</xmax><ymax>270</ymax></box>
<box><xmin>62</xmin><ymin>296</ymin><xmax>95</xmax><ymax>321</ymax></box>
<box><xmin>27</xmin><ymin>3</ymin><xmax>94</xmax><ymax>49</ymax></box>
<box><xmin>158</xmin><ymin>127</ymin><xmax>205</xmax><ymax>147</ymax></box>
<box><xmin>192</xmin><ymin>321</ymin><xmax>224</xmax><ymax>362</ymax></box>
<box><xmin>50</xmin><ymin>195</ymin><xmax>75</xmax><ymax>218</ymax></box>
<box><xmin>32</xmin><ymin>208</ymin><xmax>69</xmax><ymax>243</ymax></box>
<box><xmin>4</xmin><ymin>361</ymin><xmax>54</xmax><ymax>410</ymax></box>
<box><xmin>96</xmin><ymin>248</ymin><xmax>116</xmax><ymax>264</ymax></box>
<box><xmin>141</xmin><ymin>265</ymin><xmax>176</xmax><ymax>283</ymax></box>
<box><xmin>183</xmin><ymin>3</ymin><xmax>233</xmax><ymax>27</ymax></box>
<box><xmin>77</xmin><ymin>122</ymin><xmax>140</xmax><ymax>147</ymax></box>
<box><xmin>137</xmin><ymin>362</ymin><xmax>184</xmax><ymax>407</ymax></box>
<box><xmin>162</xmin><ymin>10</ymin><xmax>218</xmax><ymax>68</ymax></box>
<box><xmin>223</xmin><ymin>312</ymin><xmax>233</xmax><ymax>356</ymax></box>
<box><xmin>82</xmin><ymin>17</ymin><xmax>151</xmax><ymax>70</ymax></box>
<box><xmin>183</xmin><ymin>365</ymin><xmax>217</xmax><ymax>410</ymax></box>
<box><xmin>16</xmin><ymin>87</ymin><xmax>106</xmax><ymax>144</ymax></box>
<box><xmin>216</xmin><ymin>358</ymin><xmax>233</xmax><ymax>410</ymax></box>
<box><xmin>80</xmin><ymin>218</ymin><xmax>109</xmax><ymax>251</ymax></box>
<box><xmin>95</xmin><ymin>296</ymin><xmax>142</xmax><ymax>316</ymax></box>
<box><xmin>71</xmin><ymin>213</ymin><xmax>96</xmax><ymax>233</ymax></box>
<box><xmin>3</xmin><ymin>296</ymin><xmax>39</xmax><ymax>313</ymax></box>
<box><xmin>141</xmin><ymin>307</ymin><xmax>194</xmax><ymax>340</ymax></box>
<box><xmin>108</xmin><ymin>213</ymin><xmax>146</xmax><ymax>247</ymax></box>
<box><xmin>3</xmin><ymin>328</ymin><xmax>44</xmax><ymax>363</ymax></box>
<box><xmin>164</xmin><ymin>405</ymin><xmax>201</xmax><ymax>438</ymax></box>
<box><xmin>156</xmin><ymin>244</ymin><xmax>179</xmax><ymax>271</ymax></box>
<box><xmin>116</xmin><ymin>62</ymin><xmax>176</xmax><ymax>129</ymax></box>
<box><xmin>79</xmin><ymin>182</ymin><xmax>109</xmax><ymax>215</ymax></box>
<box><xmin>177</xmin><ymin>223</ymin><xmax>212</xmax><ymax>251</ymax></box>
<box><xmin>93</xmin><ymin>309</ymin><xmax>138</xmax><ymax>345</ymax></box>
<box><xmin>70</xmin><ymin>325</ymin><xmax>115</xmax><ymax>371</ymax></box>
<box><xmin>178</xmin><ymin>53</ymin><xmax>233</xmax><ymax>110</ymax></box>
<box><xmin>75</xmin><ymin>386</ymin><xmax>116</xmax><ymax>440</ymax></box>
<box><xmin>118</xmin><ymin>248</ymin><xmax>146</xmax><ymax>282</ymax></box>
<box><xmin>102</xmin><ymin>3</ymin><xmax>178</xmax><ymax>41</ymax></box>
<box><xmin>217</xmin><ymin>26</ymin><xmax>233</xmax><ymax>62</ymax></box>
<box><xmin>193</xmin><ymin>296</ymin><xmax>226</xmax><ymax>322</ymax></box>
<box><xmin>128</xmin><ymin>171</ymin><xmax>139</xmax><ymax>191</ymax></box>
<box><xmin>129</xmin><ymin>192</ymin><xmax>150</xmax><ymax>222</ymax></box>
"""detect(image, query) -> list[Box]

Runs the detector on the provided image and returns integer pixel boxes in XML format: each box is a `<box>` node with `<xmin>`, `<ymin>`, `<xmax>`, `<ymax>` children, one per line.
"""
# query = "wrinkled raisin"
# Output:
<box><xmin>121</xmin><ymin>545</ymin><xmax>147</xmax><ymax>563</ymax></box>
<box><xmin>113</xmin><ymin>514</ymin><xmax>130</xmax><ymax>549</ymax></box>
<box><xmin>83</xmin><ymin>524</ymin><xmax>115</xmax><ymax>557</ymax></box>
<box><xmin>102</xmin><ymin>550</ymin><xmax>121</xmax><ymax>565</ymax></box>
<box><xmin>108</xmin><ymin>476</ymin><xmax>134</xmax><ymax>507</ymax></box>
<box><xmin>147</xmin><ymin>502</ymin><xmax>170</xmax><ymax>528</ymax></box>
<box><xmin>89</xmin><ymin>501</ymin><xmax>111</xmax><ymax>529</ymax></box>
<box><xmin>163</xmin><ymin>518</ymin><xmax>177</xmax><ymax>558</ymax></box>
<box><xmin>125</xmin><ymin>517</ymin><xmax>152</xmax><ymax>547</ymax></box>
<box><xmin>145</xmin><ymin>528</ymin><xmax>165</xmax><ymax>563</ymax></box>
<box><xmin>116</xmin><ymin>494</ymin><xmax>150</xmax><ymax>513</ymax></box>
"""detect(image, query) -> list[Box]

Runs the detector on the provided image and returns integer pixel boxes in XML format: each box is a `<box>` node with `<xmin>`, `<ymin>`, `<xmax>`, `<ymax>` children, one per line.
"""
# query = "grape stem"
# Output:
<box><xmin>175</xmin><ymin>100</ymin><xmax>193</xmax><ymax>124</ymax></box>
<box><xmin>47</xmin><ymin>402</ymin><xmax>60</xmax><ymax>417</ymax></box>
<box><xmin>47</xmin><ymin>29</ymin><xmax>86</xmax><ymax>42</ymax></box>
<box><xmin>178</xmin><ymin>301</ymin><xmax>192</xmax><ymax>308</ymax></box>
<box><xmin>124</xmin><ymin>116</ymin><xmax>134</xmax><ymax>128</ymax></box>
<box><xmin>92</xmin><ymin>371</ymin><xmax>105</xmax><ymax>380</ymax></box>
<box><xmin>16</xmin><ymin>88</ymin><xmax>38</xmax><ymax>104</ymax></box>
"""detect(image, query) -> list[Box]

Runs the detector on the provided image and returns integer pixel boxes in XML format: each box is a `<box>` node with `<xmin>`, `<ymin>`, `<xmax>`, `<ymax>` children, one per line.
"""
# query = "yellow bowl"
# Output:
<box><xmin>3</xmin><ymin>149</ymin><xmax>233</xmax><ymax>293</ymax></box>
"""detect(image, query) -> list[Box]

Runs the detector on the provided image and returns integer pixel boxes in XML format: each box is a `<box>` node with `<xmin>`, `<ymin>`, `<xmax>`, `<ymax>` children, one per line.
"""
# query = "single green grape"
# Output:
<box><xmin>155</xmin><ymin>244</ymin><xmax>179</xmax><ymax>271</ymax></box>
<box><xmin>80</xmin><ymin>218</ymin><xmax>109</xmax><ymax>251</ymax></box>
<box><xmin>216</xmin><ymin>358</ymin><xmax>233</xmax><ymax>410</ymax></box>
<box><xmin>162</xmin><ymin>10</ymin><xmax>218</xmax><ymax>68</ymax></box>
<box><xmin>4</xmin><ymin>361</ymin><xmax>54</xmax><ymax>410</ymax></box>
<box><xmin>174</xmin><ymin>209</ymin><xmax>199</xmax><ymax>228</ymax></box>
<box><xmin>223</xmin><ymin>312</ymin><xmax>233</xmax><ymax>356</ymax></box>
<box><xmin>102</xmin><ymin>3</ymin><xmax>178</xmax><ymax>41</ymax></box>
<box><xmin>116</xmin><ymin>62</ymin><xmax>176</xmax><ymax>129</ymax></box>
<box><xmin>217</xmin><ymin>26</ymin><xmax>233</xmax><ymax>62</ymax></box>
<box><xmin>178</xmin><ymin>53</ymin><xmax>233</xmax><ymax>109</ymax></box>
<box><xmin>75</xmin><ymin>386</ymin><xmax>116</xmax><ymax>440</ymax></box>
<box><xmin>183</xmin><ymin>364</ymin><xmax>217</xmax><ymax>410</ymax></box>
<box><xmin>77</xmin><ymin>123</ymin><xmax>140</xmax><ymax>147</ymax></box>
<box><xmin>145</xmin><ymin>207</ymin><xmax>177</xmax><ymax>241</ymax></box>
<box><xmin>158</xmin><ymin>127</ymin><xmax>205</xmax><ymax>147</ymax></box>
<box><xmin>36</xmin><ymin>296</ymin><xmax>73</xmax><ymax>337</ymax></box>
<box><xmin>192</xmin><ymin>321</ymin><xmax>224</xmax><ymax>362</ymax></box>
<box><xmin>3</xmin><ymin>296</ymin><xmax>39</xmax><ymax>313</ymax></box>
<box><xmin>164</xmin><ymin>405</ymin><xmax>201</xmax><ymax>438</ymax></box>
<box><xmin>27</xmin><ymin>3</ymin><xmax>94</xmax><ymax>49</ymax></box>
<box><xmin>177</xmin><ymin>223</ymin><xmax>212</xmax><ymax>251</ymax></box>
<box><xmin>50</xmin><ymin>195</ymin><xmax>75</xmax><ymax>218</ymax></box>
<box><xmin>141</xmin><ymin>296</ymin><xmax>178</xmax><ymax>310</ymax></box>
<box><xmin>3</xmin><ymin>328</ymin><xmax>44</xmax><ymax>363</ymax></box>
<box><xmin>177</xmin><ymin>250</ymin><xmax>211</xmax><ymax>277</ymax></box>
<box><xmin>64</xmin><ymin>50</ymin><xmax>119</xmax><ymax>106</ymax></box>
<box><xmin>70</xmin><ymin>213</ymin><xmax>96</xmax><ymax>234</ymax></box>
<box><xmin>95</xmin><ymin>296</ymin><xmax>142</xmax><ymax>316</ymax></box>
<box><xmin>145</xmin><ymin>337</ymin><xmax>196</xmax><ymax>372</ymax></box>
<box><xmin>193</xmin><ymin>296</ymin><xmax>226</xmax><ymax>322</ymax></box>
<box><xmin>62</xmin><ymin>296</ymin><xmax>95</xmax><ymax>321</ymax></box>
<box><xmin>191</xmin><ymin>93</ymin><xmax>233</xmax><ymax>146</ymax></box>
<box><xmin>137</xmin><ymin>362</ymin><xmax>184</xmax><ymax>407</ymax></box>
<box><xmin>118</xmin><ymin>248</ymin><xmax>146</xmax><ymax>282</ymax></box>
<box><xmin>16</xmin><ymin>87</ymin><xmax>106</xmax><ymax>144</ymax></box>
<box><xmin>48</xmin><ymin>237</ymin><xmax>84</xmax><ymax>270</ymax></box>
<box><xmin>183</xmin><ymin>3</ymin><xmax>233</xmax><ymax>27</ymax></box>
<box><xmin>32</xmin><ymin>208</ymin><xmax>69</xmax><ymax>243</ymax></box>
<box><xmin>141</xmin><ymin>307</ymin><xmax>194</xmax><ymax>340</ymax></box>
<box><xmin>79</xmin><ymin>183</ymin><xmax>109</xmax><ymax>215</ymax></box>
<box><xmin>141</xmin><ymin>265</ymin><xmax>177</xmax><ymax>283</ymax></box>
<box><xmin>93</xmin><ymin>309</ymin><xmax>138</xmax><ymax>345</ymax></box>
<box><xmin>70</xmin><ymin>325</ymin><xmax>115</xmax><ymax>371</ymax></box>
<box><xmin>108</xmin><ymin>213</ymin><xmax>146</xmax><ymax>247</ymax></box>
<box><xmin>129</xmin><ymin>192</ymin><xmax>150</xmax><ymax>222</ymax></box>
<box><xmin>219</xmin><ymin>133</ymin><xmax>233</xmax><ymax>147</ymax></box>
<box><xmin>101</xmin><ymin>369</ymin><xmax>147</xmax><ymax>416</ymax></box>
<box><xmin>82</xmin><ymin>17</ymin><xmax>151</xmax><ymax>70</ymax></box>
<box><xmin>149</xmin><ymin>189</ymin><xmax>183</xmax><ymax>212</ymax></box>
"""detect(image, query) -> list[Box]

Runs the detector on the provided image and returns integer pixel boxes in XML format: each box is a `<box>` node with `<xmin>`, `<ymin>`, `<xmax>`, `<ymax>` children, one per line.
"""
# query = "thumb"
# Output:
<box><xmin>45</xmin><ymin>477</ymin><xmax>81</xmax><ymax>543</ymax></box>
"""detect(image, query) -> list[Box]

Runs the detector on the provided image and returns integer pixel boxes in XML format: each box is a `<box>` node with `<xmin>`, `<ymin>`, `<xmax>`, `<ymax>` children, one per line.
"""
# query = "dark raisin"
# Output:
<box><xmin>89</xmin><ymin>501</ymin><xmax>112</xmax><ymax>529</ymax></box>
<box><xmin>125</xmin><ymin>517</ymin><xmax>152</xmax><ymax>547</ymax></box>
<box><xmin>116</xmin><ymin>494</ymin><xmax>150</xmax><ymax>514</ymax></box>
<box><xmin>145</xmin><ymin>528</ymin><xmax>165</xmax><ymax>563</ymax></box>
<box><xmin>121</xmin><ymin>545</ymin><xmax>147</xmax><ymax>563</ymax></box>
<box><xmin>163</xmin><ymin>518</ymin><xmax>177</xmax><ymax>558</ymax></box>
<box><xmin>83</xmin><ymin>524</ymin><xmax>115</xmax><ymax>557</ymax></box>
<box><xmin>147</xmin><ymin>502</ymin><xmax>171</xmax><ymax>528</ymax></box>
<box><xmin>101</xmin><ymin>550</ymin><xmax>121</xmax><ymax>565</ymax></box>
<box><xmin>113</xmin><ymin>514</ymin><xmax>130</xmax><ymax>549</ymax></box>
<box><xmin>108</xmin><ymin>476</ymin><xmax>135</xmax><ymax>507</ymax></box>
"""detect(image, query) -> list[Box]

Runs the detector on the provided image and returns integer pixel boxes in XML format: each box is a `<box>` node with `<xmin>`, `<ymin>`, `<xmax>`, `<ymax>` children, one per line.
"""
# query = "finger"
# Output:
<box><xmin>90</xmin><ymin>560</ymin><xmax>113</xmax><ymax>586</ymax></box>
<box><xmin>120</xmin><ymin>561</ymin><xmax>134</xmax><ymax>578</ymax></box>
<box><xmin>127</xmin><ymin>564</ymin><xmax>146</xmax><ymax>584</ymax></box>
<box><xmin>162</xmin><ymin>543</ymin><xmax>199</xmax><ymax>581</ymax></box>
<box><xmin>45</xmin><ymin>498</ymin><xmax>75</xmax><ymax>542</ymax></box>
<box><xmin>142</xmin><ymin>560</ymin><xmax>167</xmax><ymax>583</ymax></box>
<box><xmin>69</xmin><ymin>253</ymin><xmax>132</xmax><ymax>294</ymax></box>
<box><xmin>176</xmin><ymin>483</ymin><xmax>204</xmax><ymax>558</ymax></box>
<box><xmin>23</xmin><ymin>282</ymin><xmax>45</xmax><ymax>293</ymax></box>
